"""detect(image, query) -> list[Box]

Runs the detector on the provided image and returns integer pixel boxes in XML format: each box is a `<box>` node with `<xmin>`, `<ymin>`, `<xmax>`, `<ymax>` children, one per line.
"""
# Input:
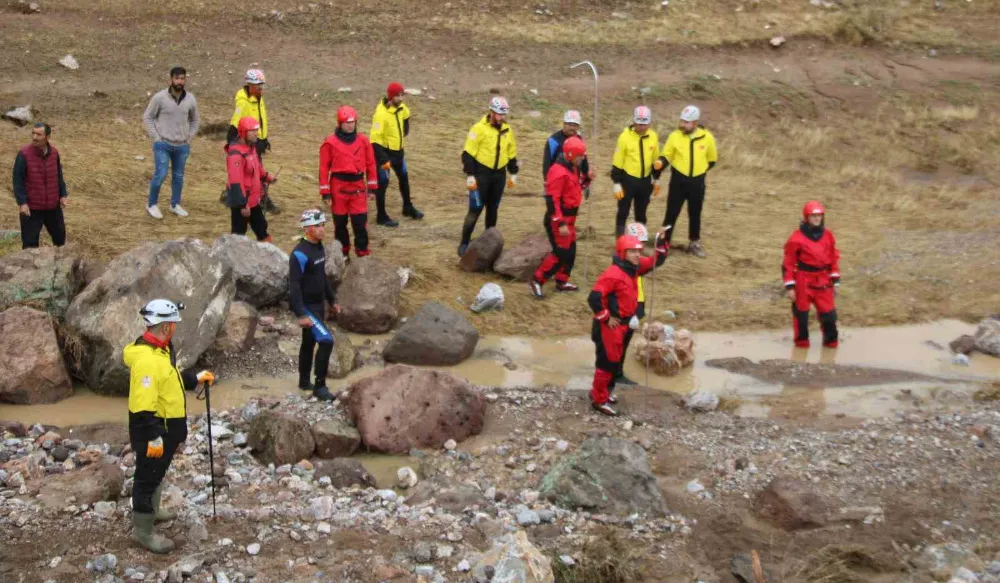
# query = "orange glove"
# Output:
<box><xmin>466</xmin><ymin>176</ymin><xmax>477</xmax><ymax>190</ymax></box>
<box><xmin>613</xmin><ymin>183</ymin><xmax>624</xmax><ymax>200</ymax></box>
<box><xmin>196</xmin><ymin>370</ymin><xmax>215</xmax><ymax>386</ymax></box>
<box><xmin>653</xmin><ymin>158</ymin><xmax>665</xmax><ymax>172</ymax></box>
<box><xmin>507</xmin><ymin>174</ymin><xmax>518</xmax><ymax>189</ymax></box>
<box><xmin>652</xmin><ymin>180</ymin><xmax>661</xmax><ymax>197</ymax></box>
<box><xmin>146</xmin><ymin>437</ymin><xmax>164</xmax><ymax>459</ymax></box>
<box><xmin>380</xmin><ymin>161</ymin><xmax>391</xmax><ymax>171</ymax></box>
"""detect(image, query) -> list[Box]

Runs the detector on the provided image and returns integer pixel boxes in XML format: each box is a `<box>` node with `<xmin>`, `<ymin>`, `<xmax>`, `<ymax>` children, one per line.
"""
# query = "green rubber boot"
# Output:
<box><xmin>152</xmin><ymin>483</ymin><xmax>176</xmax><ymax>522</ymax></box>
<box><xmin>131</xmin><ymin>512</ymin><xmax>175</xmax><ymax>554</ymax></box>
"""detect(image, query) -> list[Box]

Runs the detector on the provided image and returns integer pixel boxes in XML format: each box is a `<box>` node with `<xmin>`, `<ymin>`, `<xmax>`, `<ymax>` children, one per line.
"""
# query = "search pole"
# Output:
<box><xmin>569</xmin><ymin>60</ymin><xmax>598</xmax><ymax>285</ymax></box>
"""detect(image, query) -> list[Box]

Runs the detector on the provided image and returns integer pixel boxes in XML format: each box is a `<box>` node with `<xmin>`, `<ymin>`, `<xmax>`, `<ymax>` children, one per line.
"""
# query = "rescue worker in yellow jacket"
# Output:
<box><xmin>611</xmin><ymin>106</ymin><xmax>660</xmax><ymax>237</ymax></box>
<box><xmin>226</xmin><ymin>69</ymin><xmax>279</xmax><ymax>213</ymax></box>
<box><xmin>371</xmin><ymin>82</ymin><xmax>423</xmax><ymax>227</ymax></box>
<box><xmin>458</xmin><ymin>96</ymin><xmax>519</xmax><ymax>256</ymax></box>
<box><xmin>656</xmin><ymin>105</ymin><xmax>718</xmax><ymax>258</ymax></box>
<box><xmin>124</xmin><ymin>299</ymin><xmax>214</xmax><ymax>554</ymax></box>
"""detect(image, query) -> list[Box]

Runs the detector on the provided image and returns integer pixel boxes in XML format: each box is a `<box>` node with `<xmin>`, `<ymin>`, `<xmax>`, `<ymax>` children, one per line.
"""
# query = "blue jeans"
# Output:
<box><xmin>147</xmin><ymin>141</ymin><xmax>190</xmax><ymax>207</ymax></box>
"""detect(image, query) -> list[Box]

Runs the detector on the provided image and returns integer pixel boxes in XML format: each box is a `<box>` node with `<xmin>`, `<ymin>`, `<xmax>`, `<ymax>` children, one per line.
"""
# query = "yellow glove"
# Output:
<box><xmin>147</xmin><ymin>437</ymin><xmax>164</xmax><ymax>459</ymax></box>
<box><xmin>653</xmin><ymin>158</ymin><xmax>665</xmax><ymax>172</ymax></box>
<box><xmin>196</xmin><ymin>370</ymin><xmax>215</xmax><ymax>386</ymax></box>
<box><xmin>380</xmin><ymin>161</ymin><xmax>391</xmax><ymax>171</ymax></box>
<box><xmin>613</xmin><ymin>183</ymin><xmax>624</xmax><ymax>201</ymax></box>
<box><xmin>466</xmin><ymin>175</ymin><xmax>477</xmax><ymax>190</ymax></box>
<box><xmin>507</xmin><ymin>174</ymin><xmax>518</xmax><ymax>189</ymax></box>
<box><xmin>652</xmin><ymin>180</ymin><xmax>661</xmax><ymax>197</ymax></box>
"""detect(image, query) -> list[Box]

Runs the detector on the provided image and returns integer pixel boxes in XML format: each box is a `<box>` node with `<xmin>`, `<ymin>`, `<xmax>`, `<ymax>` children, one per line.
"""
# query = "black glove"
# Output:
<box><xmin>258</xmin><ymin>138</ymin><xmax>271</xmax><ymax>154</ymax></box>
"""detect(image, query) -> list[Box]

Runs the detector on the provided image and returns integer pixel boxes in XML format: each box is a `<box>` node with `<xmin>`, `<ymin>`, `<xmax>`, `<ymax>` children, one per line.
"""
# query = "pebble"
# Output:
<box><xmin>517</xmin><ymin>508</ymin><xmax>541</xmax><ymax>526</ymax></box>
<box><xmin>521</xmin><ymin>490</ymin><xmax>540</xmax><ymax>504</ymax></box>
<box><xmin>538</xmin><ymin>510</ymin><xmax>556</xmax><ymax>523</ymax></box>
<box><xmin>87</xmin><ymin>553</ymin><xmax>118</xmax><ymax>573</ymax></box>
<box><xmin>413</xmin><ymin>542</ymin><xmax>433</xmax><ymax>563</ymax></box>
<box><xmin>316</xmin><ymin>522</ymin><xmax>331</xmax><ymax>534</ymax></box>
<box><xmin>233</xmin><ymin>433</ymin><xmax>248</xmax><ymax>447</ymax></box>
<box><xmin>952</xmin><ymin>354</ymin><xmax>971</xmax><ymax>366</ymax></box>
<box><xmin>414</xmin><ymin>565</ymin><xmax>435</xmax><ymax>577</ymax></box>
<box><xmin>686</xmin><ymin>480</ymin><xmax>705</xmax><ymax>494</ymax></box>
<box><xmin>485</xmin><ymin>393</ymin><xmax>499</xmax><ymax>403</ymax></box>
<box><xmin>437</xmin><ymin>545</ymin><xmax>454</xmax><ymax>559</ymax></box>
<box><xmin>555</xmin><ymin>440</ymin><xmax>569</xmax><ymax>452</ymax></box>
<box><xmin>525</xmin><ymin>463</ymin><xmax>537</xmax><ymax>473</ymax></box>
<box><xmin>397</xmin><ymin>466</ymin><xmax>419</xmax><ymax>489</ymax></box>
<box><xmin>377</xmin><ymin>489</ymin><xmax>398</xmax><ymax>502</ymax></box>
<box><xmin>215</xmin><ymin>573</ymin><xmax>231</xmax><ymax>583</ymax></box>
<box><xmin>456</xmin><ymin>559</ymin><xmax>471</xmax><ymax>572</ymax></box>
<box><xmin>246</xmin><ymin>543</ymin><xmax>261</xmax><ymax>556</ymax></box>
<box><xmin>559</xmin><ymin>555</ymin><xmax>576</xmax><ymax>566</ymax></box>
<box><xmin>443</xmin><ymin>439</ymin><xmax>457</xmax><ymax>451</ymax></box>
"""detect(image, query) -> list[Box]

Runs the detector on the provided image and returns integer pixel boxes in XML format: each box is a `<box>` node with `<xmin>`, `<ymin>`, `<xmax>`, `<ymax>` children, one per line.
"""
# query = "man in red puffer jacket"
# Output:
<box><xmin>783</xmin><ymin>200</ymin><xmax>841</xmax><ymax>348</ymax></box>
<box><xmin>12</xmin><ymin>123</ymin><xmax>68</xmax><ymax>248</ymax></box>
<box><xmin>225</xmin><ymin>117</ymin><xmax>275</xmax><ymax>241</ymax></box>
<box><xmin>319</xmin><ymin>106</ymin><xmax>378</xmax><ymax>258</ymax></box>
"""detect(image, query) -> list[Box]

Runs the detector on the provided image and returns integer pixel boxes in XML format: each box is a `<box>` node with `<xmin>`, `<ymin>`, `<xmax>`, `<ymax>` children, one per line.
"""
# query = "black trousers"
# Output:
<box><xmin>333</xmin><ymin>214</ymin><xmax>369</xmax><ymax>255</ymax></box>
<box><xmin>375</xmin><ymin>150</ymin><xmax>412</xmax><ymax>219</ymax></box>
<box><xmin>663</xmin><ymin>171</ymin><xmax>706</xmax><ymax>243</ymax></box>
<box><xmin>461</xmin><ymin>170</ymin><xmax>506</xmax><ymax>246</ymax></box>
<box><xmin>230</xmin><ymin>206</ymin><xmax>269</xmax><ymax>241</ymax></box>
<box><xmin>299</xmin><ymin>304</ymin><xmax>334</xmax><ymax>388</ymax></box>
<box><xmin>616</xmin><ymin>175</ymin><xmax>652</xmax><ymax>235</ymax></box>
<box><xmin>20</xmin><ymin>207</ymin><xmax>66</xmax><ymax>248</ymax></box>
<box><xmin>130</xmin><ymin>422</ymin><xmax>184</xmax><ymax>514</ymax></box>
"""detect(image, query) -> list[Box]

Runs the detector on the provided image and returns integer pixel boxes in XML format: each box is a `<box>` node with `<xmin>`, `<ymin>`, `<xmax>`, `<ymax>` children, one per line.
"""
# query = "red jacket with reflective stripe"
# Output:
<box><xmin>225</xmin><ymin>142</ymin><xmax>269</xmax><ymax>208</ymax></box>
<box><xmin>782</xmin><ymin>226</ymin><xmax>840</xmax><ymax>288</ymax></box>
<box><xmin>318</xmin><ymin>131</ymin><xmax>377</xmax><ymax>197</ymax></box>
<box><xmin>20</xmin><ymin>144</ymin><xmax>61</xmax><ymax>211</ymax></box>
<box><xmin>589</xmin><ymin>247</ymin><xmax>667</xmax><ymax>321</ymax></box>
<box><xmin>545</xmin><ymin>159</ymin><xmax>582</xmax><ymax>225</ymax></box>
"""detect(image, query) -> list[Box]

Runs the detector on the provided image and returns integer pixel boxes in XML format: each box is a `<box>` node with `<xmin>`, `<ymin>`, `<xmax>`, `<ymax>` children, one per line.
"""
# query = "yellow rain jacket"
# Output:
<box><xmin>370</xmin><ymin>99</ymin><xmax>411</xmax><ymax>152</ymax></box>
<box><xmin>462</xmin><ymin>115</ymin><xmax>518</xmax><ymax>174</ymax></box>
<box><xmin>660</xmin><ymin>127</ymin><xmax>718</xmax><ymax>178</ymax></box>
<box><xmin>612</xmin><ymin>126</ymin><xmax>660</xmax><ymax>180</ymax></box>
<box><xmin>124</xmin><ymin>337</ymin><xmax>196</xmax><ymax>442</ymax></box>
<box><xmin>230</xmin><ymin>88</ymin><xmax>268</xmax><ymax>139</ymax></box>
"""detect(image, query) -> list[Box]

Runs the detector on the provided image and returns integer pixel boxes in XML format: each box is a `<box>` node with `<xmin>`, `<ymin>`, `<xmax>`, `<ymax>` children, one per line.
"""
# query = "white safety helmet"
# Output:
<box><xmin>245</xmin><ymin>69</ymin><xmax>266</xmax><ymax>85</ymax></box>
<box><xmin>633</xmin><ymin>105</ymin><xmax>652</xmax><ymax>125</ymax></box>
<box><xmin>680</xmin><ymin>104</ymin><xmax>701</xmax><ymax>122</ymax></box>
<box><xmin>140</xmin><ymin>299</ymin><xmax>184</xmax><ymax>327</ymax></box>
<box><xmin>489</xmin><ymin>96</ymin><xmax>510</xmax><ymax>115</ymax></box>
<box><xmin>563</xmin><ymin>110</ymin><xmax>582</xmax><ymax>125</ymax></box>
<box><xmin>299</xmin><ymin>208</ymin><xmax>326</xmax><ymax>228</ymax></box>
<box><xmin>625</xmin><ymin>222</ymin><xmax>649</xmax><ymax>242</ymax></box>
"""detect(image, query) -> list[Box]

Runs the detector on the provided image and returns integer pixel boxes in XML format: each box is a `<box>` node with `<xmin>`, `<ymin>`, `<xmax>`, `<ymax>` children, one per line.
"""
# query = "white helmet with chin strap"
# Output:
<box><xmin>563</xmin><ymin>110</ymin><xmax>582</xmax><ymax>125</ymax></box>
<box><xmin>140</xmin><ymin>299</ymin><xmax>184</xmax><ymax>327</ymax></box>
<box><xmin>489</xmin><ymin>96</ymin><xmax>510</xmax><ymax>115</ymax></box>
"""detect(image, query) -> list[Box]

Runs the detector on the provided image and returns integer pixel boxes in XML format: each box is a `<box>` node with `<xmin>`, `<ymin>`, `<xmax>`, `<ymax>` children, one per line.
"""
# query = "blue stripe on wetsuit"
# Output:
<box><xmin>304</xmin><ymin>308</ymin><xmax>334</xmax><ymax>345</ymax></box>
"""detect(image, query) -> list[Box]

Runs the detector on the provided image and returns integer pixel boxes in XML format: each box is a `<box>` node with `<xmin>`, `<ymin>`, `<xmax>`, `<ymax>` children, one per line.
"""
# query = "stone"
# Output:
<box><xmin>88</xmin><ymin>553</ymin><xmax>118</xmax><ymax>573</ymax></box>
<box><xmin>209</xmin><ymin>234</ymin><xmax>288</xmax><ymax>307</ymax></box>
<box><xmin>731</xmin><ymin>552</ymin><xmax>776</xmax><ymax>583</ymax></box>
<box><xmin>316</xmin><ymin>522</ymin><xmax>331</xmax><ymax>534</ymax></box>
<box><xmin>493</xmin><ymin>234</ymin><xmax>550</xmax><ymax>281</ymax></box>
<box><xmin>406</xmin><ymin>476</ymin><xmax>488</xmax><ymax>512</ymax></box>
<box><xmin>414</xmin><ymin>566</ymin><xmax>435</xmax><ymax>577</ymax></box>
<box><xmin>457</xmin><ymin>560</ymin><xmax>471</xmax><ymax>572</ymax></box>
<box><xmin>336</xmin><ymin>256</ymin><xmax>401</xmax><ymax>334</ymax></box>
<box><xmin>539</xmin><ymin>437</ymin><xmax>666</xmax><ymax>516</ymax></box>
<box><xmin>412</xmin><ymin>542</ymin><xmax>434</xmax><ymax>563</ymax></box>
<box><xmin>0</xmin><ymin>420</ymin><xmax>28</xmax><ymax>437</ymax></box>
<box><xmin>324</xmin><ymin>245</ymin><xmax>347</xmax><ymax>288</ymax></box>
<box><xmin>0</xmin><ymin>245</ymin><xmax>89</xmax><ymax>319</ymax></box>
<box><xmin>952</xmin><ymin>354</ymin><xmax>971</xmax><ymax>366</ymax></box>
<box><xmin>211</xmin><ymin>301</ymin><xmax>258</xmax><ymax>353</ymax></box>
<box><xmin>92</xmin><ymin>500</ymin><xmax>117</xmax><ymax>519</ymax></box>
<box><xmin>397</xmin><ymin>466</ymin><xmax>419</xmax><ymax>489</ymax></box>
<box><xmin>311</xmin><ymin>419</ymin><xmax>361</xmax><ymax>459</ymax></box>
<box><xmin>470</xmin><ymin>283</ymin><xmax>505</xmax><ymax>313</ymax></box>
<box><xmin>444</xmin><ymin>439</ymin><xmax>458</xmax><ymax>451</ymax></box>
<box><xmin>59</xmin><ymin>54</ymin><xmax>79</xmax><ymax>69</ymax></box>
<box><xmin>517</xmin><ymin>508</ymin><xmax>541</xmax><ymax>526</ymax></box>
<box><xmin>346</xmin><ymin>365</ymin><xmax>485</xmax><ymax>454</ymax></box>
<box><xmin>327</xmin><ymin>326</ymin><xmax>358</xmax><ymax>380</ymax></box>
<box><xmin>754</xmin><ymin>476</ymin><xmax>831</xmax><ymax>530</ymax></box>
<box><xmin>684</xmin><ymin>390</ymin><xmax>719</xmax><ymax>413</ymax></box>
<box><xmin>309</xmin><ymin>496</ymin><xmax>334</xmax><ymax>520</ymax></box>
<box><xmin>384</xmin><ymin>301</ymin><xmax>480</xmax><ymax>366</ymax></box>
<box><xmin>0</xmin><ymin>307</ymin><xmax>73</xmax><ymax>404</ymax></box>
<box><xmin>974</xmin><ymin>317</ymin><xmax>1000</xmax><ymax>357</ymax></box>
<box><xmin>247</xmin><ymin>410</ymin><xmax>316</xmax><ymax>466</ymax></box>
<box><xmin>472</xmin><ymin>531</ymin><xmax>554</xmax><ymax>583</ymax></box>
<box><xmin>38</xmin><ymin>463</ymin><xmax>125</xmax><ymax>508</ymax></box>
<box><xmin>686</xmin><ymin>480</ymin><xmax>705</xmax><ymax>494</ymax></box>
<box><xmin>913</xmin><ymin>543</ymin><xmax>980</xmax><ymax>573</ymax></box>
<box><xmin>2</xmin><ymin>105</ymin><xmax>33</xmax><ymax>126</ymax></box>
<box><xmin>950</xmin><ymin>567</ymin><xmax>980</xmax><ymax>583</ymax></box>
<box><xmin>246</xmin><ymin>543</ymin><xmax>261</xmax><ymax>556</ymax></box>
<box><xmin>65</xmin><ymin>239</ymin><xmax>235</xmax><ymax>396</ymax></box>
<box><xmin>313</xmin><ymin>458</ymin><xmax>376</xmax><ymax>488</ymax></box>
<box><xmin>950</xmin><ymin>334</ymin><xmax>976</xmax><ymax>355</ymax></box>
<box><xmin>459</xmin><ymin>228</ymin><xmax>504</xmax><ymax>272</ymax></box>
<box><xmin>51</xmin><ymin>445</ymin><xmax>71</xmax><ymax>462</ymax></box>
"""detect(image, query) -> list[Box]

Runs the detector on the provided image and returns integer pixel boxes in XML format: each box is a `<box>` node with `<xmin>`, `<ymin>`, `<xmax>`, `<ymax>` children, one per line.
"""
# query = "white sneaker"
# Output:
<box><xmin>169</xmin><ymin>205</ymin><xmax>189</xmax><ymax>217</ymax></box>
<box><xmin>147</xmin><ymin>205</ymin><xmax>163</xmax><ymax>220</ymax></box>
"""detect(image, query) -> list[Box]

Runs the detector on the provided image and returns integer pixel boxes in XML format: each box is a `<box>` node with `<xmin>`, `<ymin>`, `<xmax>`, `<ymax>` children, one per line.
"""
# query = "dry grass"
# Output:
<box><xmin>551</xmin><ymin>527</ymin><xmax>644</xmax><ymax>583</ymax></box>
<box><xmin>780</xmin><ymin>543</ymin><xmax>899</xmax><ymax>583</ymax></box>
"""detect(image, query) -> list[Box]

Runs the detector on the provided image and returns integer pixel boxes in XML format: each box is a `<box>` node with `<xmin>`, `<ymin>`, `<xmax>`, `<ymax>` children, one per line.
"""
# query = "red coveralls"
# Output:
<box><xmin>782</xmin><ymin>221</ymin><xmax>841</xmax><ymax>348</ymax></box>
<box><xmin>225</xmin><ymin>142</ymin><xmax>272</xmax><ymax>241</ymax></box>
<box><xmin>534</xmin><ymin>159</ymin><xmax>583</xmax><ymax>285</ymax></box>
<box><xmin>319</xmin><ymin>130</ymin><xmax>378</xmax><ymax>257</ymax></box>
<box><xmin>588</xmin><ymin>242</ymin><xmax>668</xmax><ymax>406</ymax></box>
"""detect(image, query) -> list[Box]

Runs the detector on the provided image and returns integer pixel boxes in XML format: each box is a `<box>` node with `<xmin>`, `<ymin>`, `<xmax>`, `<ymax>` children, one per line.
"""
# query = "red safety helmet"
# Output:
<box><xmin>802</xmin><ymin>200</ymin><xmax>825</xmax><ymax>219</ymax></box>
<box><xmin>616</xmin><ymin>235</ymin><xmax>644</xmax><ymax>259</ymax></box>
<box><xmin>337</xmin><ymin>106</ymin><xmax>357</xmax><ymax>124</ymax></box>
<box><xmin>563</xmin><ymin>136</ymin><xmax>587</xmax><ymax>162</ymax></box>
<box><xmin>237</xmin><ymin>116</ymin><xmax>260</xmax><ymax>139</ymax></box>
<box><xmin>387</xmin><ymin>82</ymin><xmax>404</xmax><ymax>99</ymax></box>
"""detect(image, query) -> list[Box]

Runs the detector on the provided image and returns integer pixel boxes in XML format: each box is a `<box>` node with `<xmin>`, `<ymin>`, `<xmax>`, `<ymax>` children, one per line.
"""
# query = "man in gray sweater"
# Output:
<box><xmin>142</xmin><ymin>66</ymin><xmax>200</xmax><ymax>219</ymax></box>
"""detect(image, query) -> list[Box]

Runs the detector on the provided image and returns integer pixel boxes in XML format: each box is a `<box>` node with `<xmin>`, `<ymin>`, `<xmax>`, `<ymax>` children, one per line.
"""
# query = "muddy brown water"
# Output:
<box><xmin>2</xmin><ymin>320</ymin><xmax>997</xmax><ymax>429</ymax></box>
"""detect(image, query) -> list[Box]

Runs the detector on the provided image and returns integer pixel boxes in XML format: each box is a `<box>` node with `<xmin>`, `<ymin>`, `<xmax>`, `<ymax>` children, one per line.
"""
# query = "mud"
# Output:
<box><xmin>704</xmin><ymin>357</ymin><xmax>940</xmax><ymax>388</ymax></box>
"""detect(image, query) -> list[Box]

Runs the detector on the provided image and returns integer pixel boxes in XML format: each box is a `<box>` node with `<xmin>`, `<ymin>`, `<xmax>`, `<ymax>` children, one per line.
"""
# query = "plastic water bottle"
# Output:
<box><xmin>469</xmin><ymin>188</ymin><xmax>482</xmax><ymax>210</ymax></box>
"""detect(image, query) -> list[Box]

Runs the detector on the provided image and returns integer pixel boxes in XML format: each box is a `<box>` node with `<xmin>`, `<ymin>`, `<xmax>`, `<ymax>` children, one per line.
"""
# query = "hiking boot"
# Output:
<box><xmin>688</xmin><ymin>240</ymin><xmax>706</xmax><ymax>258</ymax></box>
<box><xmin>608</xmin><ymin>394</ymin><xmax>619</xmax><ymax>404</ymax></box>
<box><xmin>377</xmin><ymin>216</ymin><xmax>399</xmax><ymax>228</ymax></box>
<box><xmin>592</xmin><ymin>402</ymin><xmax>618</xmax><ymax>417</ymax></box>
<box><xmin>402</xmin><ymin>205</ymin><xmax>424</xmax><ymax>220</ymax></box>
<box><xmin>555</xmin><ymin>281</ymin><xmax>579</xmax><ymax>292</ymax></box>
<box><xmin>169</xmin><ymin>205</ymin><xmax>189</xmax><ymax>218</ymax></box>
<box><xmin>313</xmin><ymin>385</ymin><xmax>337</xmax><ymax>402</ymax></box>
<box><xmin>131</xmin><ymin>512</ymin><xmax>175</xmax><ymax>554</ymax></box>
<box><xmin>823</xmin><ymin>340</ymin><xmax>839</xmax><ymax>349</ymax></box>
<box><xmin>152</xmin><ymin>483</ymin><xmax>175</xmax><ymax>523</ymax></box>
<box><xmin>457</xmin><ymin>243</ymin><xmax>469</xmax><ymax>257</ymax></box>
<box><xmin>147</xmin><ymin>205</ymin><xmax>163</xmax><ymax>220</ymax></box>
<box><xmin>298</xmin><ymin>382</ymin><xmax>314</xmax><ymax>392</ymax></box>
<box><xmin>263</xmin><ymin>196</ymin><xmax>281</xmax><ymax>214</ymax></box>
<box><xmin>614</xmin><ymin>374</ymin><xmax>638</xmax><ymax>386</ymax></box>
<box><xmin>528</xmin><ymin>280</ymin><xmax>544</xmax><ymax>299</ymax></box>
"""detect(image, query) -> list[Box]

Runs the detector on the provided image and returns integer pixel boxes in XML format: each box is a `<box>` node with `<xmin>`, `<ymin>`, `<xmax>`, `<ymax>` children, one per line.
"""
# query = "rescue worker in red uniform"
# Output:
<box><xmin>319</xmin><ymin>106</ymin><xmax>378</xmax><ymax>257</ymax></box>
<box><xmin>588</xmin><ymin>231</ymin><xmax>669</xmax><ymax>416</ymax></box>
<box><xmin>782</xmin><ymin>200</ymin><xmax>841</xmax><ymax>348</ymax></box>
<box><xmin>530</xmin><ymin>136</ymin><xmax>589</xmax><ymax>298</ymax></box>
<box><xmin>225</xmin><ymin>117</ymin><xmax>275</xmax><ymax>241</ymax></box>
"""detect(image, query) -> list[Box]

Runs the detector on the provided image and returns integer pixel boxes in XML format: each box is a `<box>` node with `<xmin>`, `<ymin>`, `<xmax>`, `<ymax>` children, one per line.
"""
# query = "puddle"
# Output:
<box><xmin>353</xmin><ymin>453</ymin><xmax>421</xmax><ymax>490</ymax></box>
<box><xmin>1</xmin><ymin>320</ymin><xmax>996</xmax><ymax>427</ymax></box>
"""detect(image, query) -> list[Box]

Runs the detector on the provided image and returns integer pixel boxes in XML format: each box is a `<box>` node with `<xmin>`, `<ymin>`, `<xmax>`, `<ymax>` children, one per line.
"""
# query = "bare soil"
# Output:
<box><xmin>705</xmin><ymin>357</ymin><xmax>941</xmax><ymax>387</ymax></box>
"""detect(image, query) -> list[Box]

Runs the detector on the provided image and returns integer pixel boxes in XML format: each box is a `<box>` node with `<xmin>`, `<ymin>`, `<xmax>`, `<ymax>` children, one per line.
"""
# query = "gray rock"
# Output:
<box><xmin>414</xmin><ymin>565</ymin><xmax>435</xmax><ymax>577</ymax></box>
<box><xmin>974</xmin><ymin>317</ymin><xmax>1000</xmax><ymax>357</ymax></box>
<box><xmin>0</xmin><ymin>245</ymin><xmax>90</xmax><ymax>320</ymax></box>
<box><xmin>754</xmin><ymin>476</ymin><xmax>831</xmax><ymax>530</ymax></box>
<box><xmin>326</xmin><ymin>326</ymin><xmax>358</xmax><ymax>380</ymax></box>
<box><xmin>684</xmin><ymin>389</ymin><xmax>719</xmax><ymax>412</ymax></box>
<box><xmin>87</xmin><ymin>553</ymin><xmax>118</xmax><ymax>573</ymax></box>
<box><xmin>246</xmin><ymin>543</ymin><xmax>261</xmax><ymax>556</ymax></box>
<box><xmin>459</xmin><ymin>228</ymin><xmax>504</xmax><ymax>272</ymax></box>
<box><xmin>337</xmin><ymin>256</ymin><xmax>401</xmax><ymax>334</ymax></box>
<box><xmin>516</xmin><ymin>508</ymin><xmax>541</xmax><ymax>526</ymax></box>
<box><xmin>412</xmin><ymin>542</ymin><xmax>434</xmax><ymax>563</ymax></box>
<box><xmin>472</xmin><ymin>531</ymin><xmax>553</xmax><ymax>582</ymax></box>
<box><xmin>209</xmin><ymin>234</ymin><xmax>288</xmax><ymax>307</ymax></box>
<box><xmin>233</xmin><ymin>433</ymin><xmax>248</xmax><ymax>447</ymax></box>
<box><xmin>494</xmin><ymin>234</ymin><xmax>550</xmax><ymax>281</ymax></box>
<box><xmin>406</xmin><ymin>476</ymin><xmax>488</xmax><ymax>512</ymax></box>
<box><xmin>539</xmin><ymin>437</ymin><xmax>666</xmax><ymax>516</ymax></box>
<box><xmin>311</xmin><ymin>419</ymin><xmax>361</xmax><ymax>459</ymax></box>
<box><xmin>211</xmin><ymin>301</ymin><xmax>257</xmax><ymax>353</ymax></box>
<box><xmin>0</xmin><ymin>307</ymin><xmax>73</xmax><ymax>405</ymax></box>
<box><xmin>2</xmin><ymin>105</ymin><xmax>33</xmax><ymax>126</ymax></box>
<box><xmin>384</xmin><ymin>301</ymin><xmax>480</xmax><ymax>366</ymax></box>
<box><xmin>313</xmin><ymin>458</ymin><xmax>375</xmax><ymax>488</ymax></box>
<box><xmin>247</xmin><ymin>410</ymin><xmax>315</xmax><ymax>466</ymax></box>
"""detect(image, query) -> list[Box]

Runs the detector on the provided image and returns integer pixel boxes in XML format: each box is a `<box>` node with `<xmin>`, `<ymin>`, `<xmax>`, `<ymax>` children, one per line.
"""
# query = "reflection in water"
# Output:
<box><xmin>1</xmin><ymin>320</ymin><xmax>996</xmax><ymax>427</ymax></box>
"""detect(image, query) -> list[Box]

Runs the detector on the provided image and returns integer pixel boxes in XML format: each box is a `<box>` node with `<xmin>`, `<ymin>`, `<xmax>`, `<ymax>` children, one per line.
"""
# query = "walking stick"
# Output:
<box><xmin>644</xmin><ymin>226</ymin><xmax>670</xmax><ymax>387</ymax></box>
<box><xmin>195</xmin><ymin>381</ymin><xmax>217</xmax><ymax>520</ymax></box>
<box><xmin>569</xmin><ymin>60</ymin><xmax>599</xmax><ymax>286</ymax></box>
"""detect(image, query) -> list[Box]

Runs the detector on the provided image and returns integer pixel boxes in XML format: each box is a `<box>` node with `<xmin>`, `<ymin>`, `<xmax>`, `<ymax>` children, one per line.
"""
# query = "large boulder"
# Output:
<box><xmin>311</xmin><ymin>419</ymin><xmax>361</xmax><ymax>459</ymax></box>
<box><xmin>64</xmin><ymin>239</ymin><xmax>235</xmax><ymax>396</ymax></box>
<box><xmin>313</xmin><ymin>458</ymin><xmax>375</xmax><ymax>489</ymax></box>
<box><xmin>493</xmin><ymin>234</ymin><xmax>550</xmax><ymax>281</ymax></box>
<box><xmin>327</xmin><ymin>326</ymin><xmax>358</xmax><ymax>380</ymax></box>
<box><xmin>539</xmin><ymin>437</ymin><xmax>666</xmax><ymax>516</ymax></box>
<box><xmin>37</xmin><ymin>463</ymin><xmax>125</xmax><ymax>509</ymax></box>
<box><xmin>459</xmin><ymin>227</ymin><xmax>504</xmax><ymax>272</ymax></box>
<box><xmin>325</xmin><ymin>245</ymin><xmax>347</xmax><ymax>289</ymax></box>
<box><xmin>345</xmin><ymin>365</ymin><xmax>485</xmax><ymax>454</ymax></box>
<box><xmin>248</xmin><ymin>410</ymin><xmax>316</xmax><ymax>466</ymax></box>
<box><xmin>0</xmin><ymin>306</ymin><xmax>73</xmax><ymax>404</ymax></box>
<box><xmin>754</xmin><ymin>476</ymin><xmax>831</xmax><ymax>530</ymax></box>
<box><xmin>974</xmin><ymin>317</ymin><xmax>1000</xmax><ymax>357</ymax></box>
<box><xmin>210</xmin><ymin>301</ymin><xmax>257</xmax><ymax>353</ymax></box>
<box><xmin>337</xmin><ymin>257</ymin><xmax>401</xmax><ymax>334</ymax></box>
<box><xmin>0</xmin><ymin>245</ymin><xmax>88</xmax><ymax>319</ymax></box>
<box><xmin>472</xmin><ymin>531</ymin><xmax>554</xmax><ymax>583</ymax></box>
<box><xmin>209</xmin><ymin>234</ymin><xmax>288</xmax><ymax>308</ymax></box>
<box><xmin>383</xmin><ymin>301</ymin><xmax>479</xmax><ymax>365</ymax></box>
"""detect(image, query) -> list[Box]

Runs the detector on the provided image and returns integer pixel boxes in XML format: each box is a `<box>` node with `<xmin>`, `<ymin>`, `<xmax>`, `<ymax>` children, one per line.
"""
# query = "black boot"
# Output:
<box><xmin>377</xmin><ymin>215</ymin><xmax>399</xmax><ymax>228</ymax></box>
<box><xmin>403</xmin><ymin>204</ymin><xmax>424</xmax><ymax>220</ymax></box>
<box><xmin>313</xmin><ymin>385</ymin><xmax>337</xmax><ymax>402</ymax></box>
<box><xmin>614</xmin><ymin>373</ymin><xmax>638</xmax><ymax>386</ymax></box>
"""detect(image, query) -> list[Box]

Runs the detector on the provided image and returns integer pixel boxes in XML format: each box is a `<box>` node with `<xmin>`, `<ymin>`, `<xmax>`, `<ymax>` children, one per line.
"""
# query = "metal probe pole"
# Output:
<box><xmin>569</xmin><ymin>60</ymin><xmax>599</xmax><ymax>285</ymax></box>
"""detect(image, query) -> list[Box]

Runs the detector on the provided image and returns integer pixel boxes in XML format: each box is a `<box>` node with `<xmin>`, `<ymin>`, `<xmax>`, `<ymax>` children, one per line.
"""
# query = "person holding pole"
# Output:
<box><xmin>124</xmin><ymin>299</ymin><xmax>215</xmax><ymax>553</ymax></box>
<box><xmin>370</xmin><ymin>82</ymin><xmax>423</xmax><ymax>226</ymax></box>
<box><xmin>610</xmin><ymin>106</ymin><xmax>660</xmax><ymax>237</ymax></box>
